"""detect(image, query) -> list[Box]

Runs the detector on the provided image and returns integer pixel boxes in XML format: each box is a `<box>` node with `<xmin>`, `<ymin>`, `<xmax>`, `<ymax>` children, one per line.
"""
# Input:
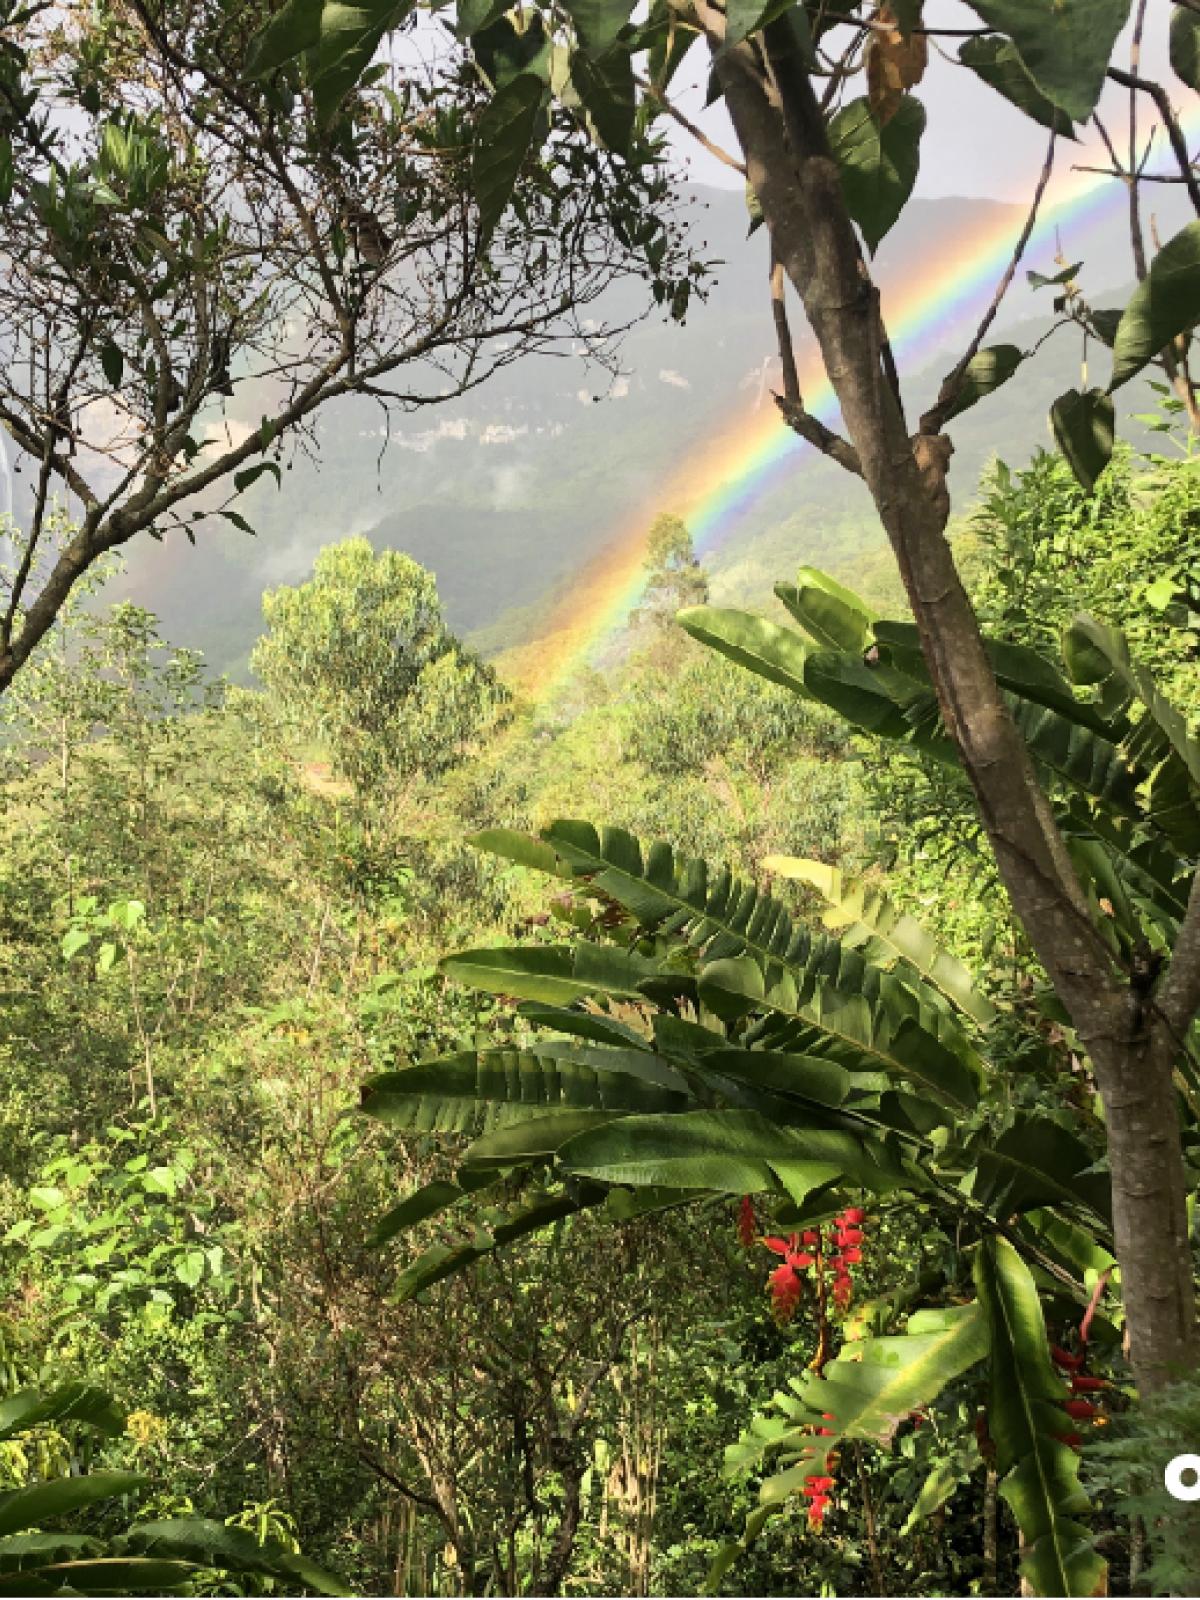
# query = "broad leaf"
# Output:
<box><xmin>440</xmin><ymin>942</ymin><xmax>659</xmax><ymax>1005</ymax></box>
<box><xmin>119</xmin><ymin>1520</ymin><xmax>351</xmax><ymax>1595</ymax></box>
<box><xmin>968</xmin><ymin>1116</ymin><xmax>1111</xmax><ymax>1224</ymax></box>
<box><xmin>773</xmin><ymin>567</ymin><xmax>875</xmax><ymax>651</ymax></box>
<box><xmin>676</xmin><ymin>607</ymin><xmax>810</xmax><ymax>695</ymax></box>
<box><xmin>0</xmin><ymin>1556</ymin><xmax>194</xmax><ymax>1594</ymax></box>
<box><xmin>556</xmin><ymin>1107</ymin><xmax>910</xmax><ymax>1194</ymax></box>
<box><xmin>0</xmin><ymin>1474</ymin><xmax>146</xmax><ymax>1538</ymax></box>
<box><xmin>828</xmin><ymin>94</ymin><xmax>925</xmax><ymax>253</ymax></box>
<box><xmin>1171</xmin><ymin>8</ymin><xmax>1200</xmax><ymax>90</ymax></box>
<box><xmin>1110</xmin><ymin>222</ymin><xmax>1200</xmax><ymax>391</ymax></box>
<box><xmin>561</xmin><ymin>0</ymin><xmax>635</xmax><ymax>54</ymax></box>
<box><xmin>958</xmin><ymin>35</ymin><xmax>1076</xmax><ymax>136</ymax></box>
<box><xmin>1050</xmin><ymin>388</ymin><xmax>1114</xmax><ymax>491</ymax></box>
<box><xmin>0</xmin><ymin>1386</ymin><xmax>125</xmax><ymax>1444</ymax></box>
<box><xmin>245</xmin><ymin>0</ymin><xmax>324</xmax><ymax>76</ymax></box>
<box><xmin>467</xmin><ymin>827</ymin><xmax>571</xmax><ymax>878</ymax></box>
<box><xmin>391</xmin><ymin>1187</ymin><xmax>596</xmax><ymax>1302</ymax></box>
<box><xmin>962</xmin><ymin>0</ymin><xmax>1131</xmax><ymax>123</ymax></box>
<box><xmin>472</xmin><ymin>75</ymin><xmax>544</xmax><ymax>248</ymax></box>
<box><xmin>975</xmin><ymin>1238</ymin><xmax>1107</xmax><ymax>1597</ymax></box>
<box><xmin>941</xmin><ymin>344</ymin><xmax>1025</xmax><ymax>422</ymax></box>
<box><xmin>571</xmin><ymin>49</ymin><xmax>636</xmax><ymax>154</ymax></box>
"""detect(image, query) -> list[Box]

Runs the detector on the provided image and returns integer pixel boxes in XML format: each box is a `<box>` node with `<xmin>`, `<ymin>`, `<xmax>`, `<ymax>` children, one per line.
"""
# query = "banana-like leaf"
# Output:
<box><xmin>440</xmin><ymin>941</ymin><xmax>660</xmax><ymax>1005</ymax></box>
<box><xmin>118</xmin><ymin>1519</ymin><xmax>352</xmax><ymax>1595</ymax></box>
<box><xmin>693</xmin><ymin>1048</ymin><xmax>851</xmax><ymax>1108</ymax></box>
<box><xmin>967</xmin><ymin>1116</ymin><xmax>1111</xmax><ymax>1225</ymax></box>
<box><xmin>700</xmin><ymin>955</ymin><xmax>980</xmax><ymax>1111</ymax></box>
<box><xmin>466</xmin><ymin>826</ymin><xmax>573</xmax><ymax>878</ymax></box>
<box><xmin>763</xmin><ymin>856</ymin><xmax>995</xmax><ymax>1025</ymax></box>
<box><xmin>0</xmin><ymin>1533</ymin><xmax>101</xmax><ymax>1572</ymax></box>
<box><xmin>0</xmin><ymin>1475</ymin><xmax>147</xmax><ymax>1538</ymax></box>
<box><xmin>727</xmin><ymin>1302</ymin><xmax>988</xmax><ymax>1493</ymax></box>
<box><xmin>371</xmin><ymin>1170</ymin><xmax>500</xmax><ymax>1248</ymax></box>
<box><xmin>361</xmin><ymin>1048</ymin><xmax>690</xmax><ymax>1133</ymax></box>
<box><xmin>555</xmin><ymin>1108</ymin><xmax>911</xmax><ymax>1195</ymax></box>
<box><xmin>0</xmin><ymin>1387</ymin><xmax>125</xmax><ymax>1444</ymax></box>
<box><xmin>390</xmin><ymin>1186</ymin><xmax>597</xmax><ymax>1303</ymax></box>
<box><xmin>0</xmin><ymin>1556</ymin><xmax>194</xmax><ymax>1594</ymax></box>
<box><xmin>674</xmin><ymin>606</ymin><xmax>811</xmax><ymax>696</ymax></box>
<box><xmin>974</xmin><ymin>1237</ymin><xmax>1107</xmax><ymax>1597</ymax></box>
<box><xmin>773</xmin><ymin>567</ymin><xmax>876</xmax><ymax>651</ymax></box>
<box><xmin>464</xmin><ymin>1109</ymin><xmax>626</xmax><ymax>1165</ymax></box>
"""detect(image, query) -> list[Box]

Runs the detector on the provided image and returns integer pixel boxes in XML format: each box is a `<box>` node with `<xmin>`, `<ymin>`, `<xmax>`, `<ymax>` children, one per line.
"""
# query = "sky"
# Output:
<box><xmin>665</xmin><ymin>1</ymin><xmax>1181</xmax><ymax>200</ymax></box>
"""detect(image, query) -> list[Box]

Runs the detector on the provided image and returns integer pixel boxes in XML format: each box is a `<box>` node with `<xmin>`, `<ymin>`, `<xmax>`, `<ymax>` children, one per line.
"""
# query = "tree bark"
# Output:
<box><xmin>696</xmin><ymin>10</ymin><xmax>1199</xmax><ymax>1392</ymax></box>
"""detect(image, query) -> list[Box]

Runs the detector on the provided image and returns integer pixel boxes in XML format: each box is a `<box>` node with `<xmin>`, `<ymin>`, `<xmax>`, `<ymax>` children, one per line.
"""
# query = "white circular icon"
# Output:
<box><xmin>1164</xmin><ymin>1455</ymin><xmax>1200</xmax><ymax>1501</ymax></box>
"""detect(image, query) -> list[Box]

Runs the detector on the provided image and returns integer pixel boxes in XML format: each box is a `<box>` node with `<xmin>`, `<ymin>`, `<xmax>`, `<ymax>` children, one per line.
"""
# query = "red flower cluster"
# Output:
<box><xmin>761</xmin><ymin>1208</ymin><xmax>868</xmax><ymax>1321</ymax></box>
<box><xmin>737</xmin><ymin>1195</ymin><xmax>758</xmax><ymax>1249</ymax></box>
<box><xmin>801</xmin><ymin>1474</ymin><xmax>835</xmax><ymax>1529</ymax></box>
<box><xmin>763</xmin><ymin>1232</ymin><xmax>815</xmax><ymax>1322</ymax></box>
<box><xmin>829</xmin><ymin>1207</ymin><xmax>865</xmax><ymax>1311</ymax></box>
<box><xmin>1050</xmin><ymin>1343</ymin><xmax>1108</xmax><ymax>1449</ymax></box>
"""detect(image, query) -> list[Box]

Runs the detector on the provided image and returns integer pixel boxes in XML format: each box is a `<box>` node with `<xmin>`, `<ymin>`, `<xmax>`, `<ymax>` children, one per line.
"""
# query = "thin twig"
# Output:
<box><xmin>632</xmin><ymin>73</ymin><xmax>747</xmax><ymax>175</ymax></box>
<box><xmin>769</xmin><ymin>250</ymin><xmax>863</xmax><ymax>473</ymax></box>
<box><xmin>1107</xmin><ymin>67</ymin><xmax>1200</xmax><ymax>217</ymax></box>
<box><xmin>921</xmin><ymin>129</ymin><xmax>1057</xmax><ymax>433</ymax></box>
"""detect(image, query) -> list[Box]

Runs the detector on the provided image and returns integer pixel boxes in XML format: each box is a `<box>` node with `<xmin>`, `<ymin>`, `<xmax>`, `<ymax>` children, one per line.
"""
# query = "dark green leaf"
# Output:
<box><xmin>1110</xmin><ymin>222</ymin><xmax>1200</xmax><ymax>390</ymax></box>
<box><xmin>942</xmin><ymin>344</ymin><xmax>1024</xmax><ymax>421</ymax></box>
<box><xmin>828</xmin><ymin>94</ymin><xmax>925</xmax><ymax>253</ymax></box>
<box><xmin>99</xmin><ymin>342</ymin><xmax>123</xmax><ymax>389</ymax></box>
<box><xmin>1170</xmin><ymin>7</ymin><xmax>1200</xmax><ymax>91</ymax></box>
<box><xmin>234</xmin><ymin>461</ymin><xmax>282</xmax><ymax>494</ymax></box>
<box><xmin>969</xmin><ymin>1116</ymin><xmax>1111</xmax><ymax>1223</ymax></box>
<box><xmin>119</xmin><ymin>1519</ymin><xmax>351</xmax><ymax>1594</ymax></box>
<box><xmin>962</xmin><ymin>0</ymin><xmax>1131</xmax><ymax>123</ymax></box>
<box><xmin>561</xmin><ymin>0</ymin><xmax>636</xmax><ymax>55</ymax></box>
<box><xmin>0</xmin><ymin>1386</ymin><xmax>125</xmax><ymax>1444</ymax></box>
<box><xmin>1050</xmin><ymin>388</ymin><xmax>1114</xmax><ymax>491</ymax></box>
<box><xmin>958</xmin><ymin>36</ymin><xmax>1076</xmax><ymax>136</ymax></box>
<box><xmin>571</xmin><ymin>49</ymin><xmax>636</xmax><ymax>155</ymax></box>
<box><xmin>245</xmin><ymin>0</ymin><xmax>324</xmax><ymax>77</ymax></box>
<box><xmin>472</xmin><ymin>75</ymin><xmax>544</xmax><ymax>247</ymax></box>
<box><xmin>0</xmin><ymin>1474</ymin><xmax>146</xmax><ymax>1538</ymax></box>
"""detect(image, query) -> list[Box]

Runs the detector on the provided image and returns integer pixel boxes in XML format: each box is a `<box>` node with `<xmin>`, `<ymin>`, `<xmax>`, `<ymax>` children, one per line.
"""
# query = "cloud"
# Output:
<box><xmin>659</xmin><ymin>369</ymin><xmax>690</xmax><ymax>389</ymax></box>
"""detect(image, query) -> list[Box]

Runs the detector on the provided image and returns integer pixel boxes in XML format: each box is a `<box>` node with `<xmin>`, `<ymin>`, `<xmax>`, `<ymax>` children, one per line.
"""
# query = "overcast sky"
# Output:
<box><xmin>667</xmin><ymin>1</ymin><xmax>1184</xmax><ymax>200</ymax></box>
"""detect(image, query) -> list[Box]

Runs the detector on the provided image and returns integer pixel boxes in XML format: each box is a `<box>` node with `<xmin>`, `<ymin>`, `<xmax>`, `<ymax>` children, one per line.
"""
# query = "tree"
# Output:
<box><xmin>633</xmin><ymin>512</ymin><xmax>709</xmax><ymax>627</ymax></box>
<box><xmin>259</xmin><ymin>0</ymin><xmax>1200</xmax><ymax>1399</ymax></box>
<box><xmin>252</xmin><ymin>537</ymin><xmax>507</xmax><ymax>793</ymax></box>
<box><xmin>0</xmin><ymin>0</ymin><xmax>695</xmax><ymax>692</ymax></box>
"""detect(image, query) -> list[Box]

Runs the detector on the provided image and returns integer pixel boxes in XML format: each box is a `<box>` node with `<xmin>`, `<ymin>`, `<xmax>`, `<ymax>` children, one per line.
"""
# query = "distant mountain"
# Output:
<box><xmin>84</xmin><ymin>179</ymin><xmax>1185</xmax><ymax>677</ymax></box>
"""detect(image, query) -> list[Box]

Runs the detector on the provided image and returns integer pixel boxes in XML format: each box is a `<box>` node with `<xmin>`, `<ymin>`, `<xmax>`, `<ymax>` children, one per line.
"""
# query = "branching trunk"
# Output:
<box><xmin>697</xmin><ymin>9</ymin><xmax>1199</xmax><ymax>1392</ymax></box>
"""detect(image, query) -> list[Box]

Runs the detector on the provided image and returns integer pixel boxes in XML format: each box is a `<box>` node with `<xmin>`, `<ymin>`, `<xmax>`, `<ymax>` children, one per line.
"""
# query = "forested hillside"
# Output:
<box><xmin>4</xmin><ymin>1</ymin><xmax>1200</xmax><ymax>1597</ymax></box>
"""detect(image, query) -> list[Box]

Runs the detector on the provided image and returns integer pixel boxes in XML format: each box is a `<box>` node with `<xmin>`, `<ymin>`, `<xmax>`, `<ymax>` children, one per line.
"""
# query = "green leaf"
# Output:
<box><xmin>1050</xmin><ymin>388</ymin><xmax>1114</xmax><ymax>491</ymax></box>
<box><xmin>61</xmin><ymin>928</ymin><xmax>90</xmax><ymax>962</ymax></box>
<box><xmin>391</xmin><ymin>1187</ymin><xmax>595</xmax><ymax>1302</ymax></box>
<box><xmin>119</xmin><ymin>1519</ymin><xmax>352</xmax><ymax>1595</ymax></box>
<box><xmin>467</xmin><ymin>827</ymin><xmax>571</xmax><ymax>878</ymax></box>
<box><xmin>570</xmin><ymin>48</ymin><xmax>636</xmax><ymax>155</ymax></box>
<box><xmin>245</xmin><ymin>0</ymin><xmax>325</xmax><ymax>76</ymax></box>
<box><xmin>0</xmin><ymin>1386</ymin><xmax>126</xmax><ymax>1444</ymax></box>
<box><xmin>439</xmin><ymin>942</ymin><xmax>659</xmax><ymax>1006</ymax></box>
<box><xmin>901</xmin><ymin>1437</ymin><xmax>983</xmax><ymax>1533</ymax></box>
<box><xmin>958</xmin><ymin>35</ymin><xmax>1077</xmax><ymax>136</ymax></box>
<box><xmin>174</xmin><ymin>1249</ymin><xmax>207</xmax><ymax>1289</ymax></box>
<box><xmin>0</xmin><ymin>1556</ymin><xmax>195</xmax><ymax>1594</ymax></box>
<box><xmin>234</xmin><ymin>461</ymin><xmax>282</xmax><ymax>494</ymax></box>
<box><xmin>456</xmin><ymin>0</ymin><xmax>508</xmax><ymax>38</ymax></box>
<box><xmin>0</xmin><ymin>1474</ymin><xmax>147</xmax><ymax>1537</ymax></box>
<box><xmin>1170</xmin><ymin>6</ymin><xmax>1200</xmax><ymax>91</ymax></box>
<box><xmin>1110</xmin><ymin>222</ymin><xmax>1200</xmax><ymax>390</ymax></box>
<box><xmin>464</xmin><ymin>1109</ymin><xmax>626</xmax><ymax>1164</ymax></box>
<box><xmin>1028</xmin><ymin>261</ymin><xmax>1083</xmax><ymax>290</ymax></box>
<box><xmin>942</xmin><ymin>344</ymin><xmax>1025</xmax><ymax>422</ymax></box>
<box><xmin>773</xmin><ymin>566</ymin><xmax>875</xmax><ymax>651</ymax></box>
<box><xmin>556</xmin><ymin>1108</ymin><xmax>908</xmax><ymax>1194</ymax></box>
<box><xmin>675</xmin><ymin>607</ymin><xmax>811</xmax><ymax>695</ymax></box>
<box><xmin>962</xmin><ymin>0</ymin><xmax>1131</xmax><ymax>123</ymax></box>
<box><xmin>472</xmin><ymin>75</ymin><xmax>544</xmax><ymax>248</ymax></box>
<box><xmin>361</xmin><ymin>1047</ymin><xmax>687</xmax><ymax>1133</ymax></box>
<box><xmin>974</xmin><ymin>1237</ymin><xmax>1107</xmax><ymax>1597</ymax></box>
<box><xmin>99</xmin><ymin>341</ymin><xmax>124</xmax><ymax>388</ymax></box>
<box><xmin>828</xmin><ymin>94</ymin><xmax>925</xmax><ymax>254</ymax></box>
<box><xmin>968</xmin><ymin>1115</ymin><xmax>1111</xmax><ymax>1223</ymax></box>
<box><xmin>306</xmin><ymin>1</ymin><xmax>416</xmax><ymax>125</ymax></box>
<box><xmin>560</xmin><ymin>0</ymin><xmax>636</xmax><ymax>55</ymax></box>
<box><xmin>731</xmin><ymin>1303</ymin><xmax>989</xmax><ymax>1489</ymax></box>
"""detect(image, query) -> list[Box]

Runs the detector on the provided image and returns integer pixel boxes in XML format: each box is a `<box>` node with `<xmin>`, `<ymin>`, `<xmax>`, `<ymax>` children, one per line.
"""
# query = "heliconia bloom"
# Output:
<box><xmin>804</xmin><ymin>1476</ymin><xmax>836</xmax><ymax>1493</ymax></box>
<box><xmin>1051</xmin><ymin>1345</ymin><xmax>1084</xmax><ymax>1370</ymax></box>
<box><xmin>1070</xmin><ymin>1375</ymin><xmax>1107</xmax><ymax>1393</ymax></box>
<box><xmin>768</xmin><ymin>1263</ymin><xmax>803</xmax><ymax>1322</ymax></box>
<box><xmin>1053</xmin><ymin>1431</ymin><xmax>1084</xmax><ymax>1449</ymax></box>
<box><xmin>841</xmin><ymin>1207</ymin><xmax>866</xmax><ymax>1225</ymax></box>
<box><xmin>801</xmin><ymin>1230</ymin><xmax>821</xmax><ymax>1246</ymax></box>
<box><xmin>807</xmin><ymin>1493</ymin><xmax>832</xmax><ymax>1529</ymax></box>
<box><xmin>836</xmin><ymin>1227</ymin><xmax>864</xmax><ymax>1246</ymax></box>
<box><xmin>839</xmin><ymin>1246</ymin><xmax>863</xmax><ymax>1264</ymax></box>
<box><xmin>737</xmin><ymin>1195</ymin><xmax>757</xmax><ymax>1248</ymax></box>
<box><xmin>764</xmin><ymin>1235</ymin><xmax>798</xmax><ymax>1257</ymax></box>
<box><xmin>1063</xmin><ymin>1398</ymin><xmax>1099</xmax><ymax>1420</ymax></box>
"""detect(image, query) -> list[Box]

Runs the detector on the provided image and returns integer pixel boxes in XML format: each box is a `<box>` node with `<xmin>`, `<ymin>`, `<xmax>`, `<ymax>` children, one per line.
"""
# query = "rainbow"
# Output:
<box><xmin>515</xmin><ymin>106</ymin><xmax>1200</xmax><ymax>703</ymax></box>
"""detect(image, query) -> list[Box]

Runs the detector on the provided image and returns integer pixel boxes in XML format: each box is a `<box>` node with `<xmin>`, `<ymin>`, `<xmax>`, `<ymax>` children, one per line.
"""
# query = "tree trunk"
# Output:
<box><xmin>698</xmin><ymin>10</ymin><xmax>1199</xmax><ymax>1393</ymax></box>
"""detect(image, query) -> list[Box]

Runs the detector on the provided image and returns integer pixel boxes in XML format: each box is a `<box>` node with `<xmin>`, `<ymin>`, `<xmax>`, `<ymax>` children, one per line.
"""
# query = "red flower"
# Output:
<box><xmin>804</xmin><ymin>1476</ymin><xmax>835</xmax><ymax>1493</ymax></box>
<box><xmin>1053</xmin><ymin>1431</ymin><xmax>1084</xmax><ymax>1449</ymax></box>
<box><xmin>768</xmin><ymin>1263</ymin><xmax>804</xmax><ymax>1323</ymax></box>
<box><xmin>838</xmin><ymin>1246</ymin><xmax>863</xmax><ymax>1264</ymax></box>
<box><xmin>737</xmin><ymin>1196</ymin><xmax>757</xmax><ymax>1248</ymax></box>
<box><xmin>841</xmin><ymin>1207</ymin><xmax>866</xmax><ymax>1225</ymax></box>
<box><xmin>1063</xmin><ymin>1398</ymin><xmax>1099</xmax><ymax>1421</ymax></box>
<box><xmin>801</xmin><ymin>1229</ymin><xmax>821</xmax><ymax>1246</ymax></box>
<box><xmin>1070</xmin><ymin>1375</ymin><xmax>1107</xmax><ymax>1393</ymax></box>
<box><xmin>1051</xmin><ymin>1345</ymin><xmax>1084</xmax><ymax>1371</ymax></box>
<box><xmin>836</xmin><ymin>1227</ymin><xmax>864</xmax><ymax>1247</ymax></box>
<box><xmin>807</xmin><ymin>1494</ymin><xmax>831</xmax><ymax>1529</ymax></box>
